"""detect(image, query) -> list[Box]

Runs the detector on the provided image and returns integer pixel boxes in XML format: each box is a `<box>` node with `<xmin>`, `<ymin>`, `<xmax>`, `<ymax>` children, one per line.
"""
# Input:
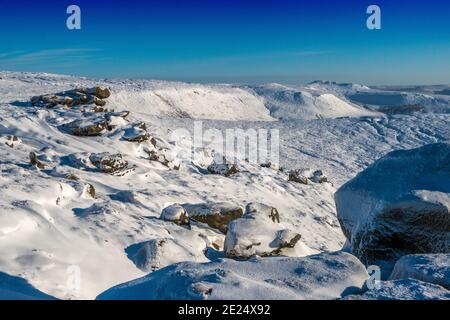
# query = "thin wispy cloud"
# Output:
<box><xmin>0</xmin><ymin>48</ymin><xmax>101</xmax><ymax>67</ymax></box>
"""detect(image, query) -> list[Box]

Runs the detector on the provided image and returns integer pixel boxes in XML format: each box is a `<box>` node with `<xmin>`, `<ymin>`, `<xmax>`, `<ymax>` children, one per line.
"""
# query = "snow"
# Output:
<box><xmin>335</xmin><ymin>143</ymin><xmax>450</xmax><ymax>277</ymax></box>
<box><xmin>389</xmin><ymin>254</ymin><xmax>450</xmax><ymax>290</ymax></box>
<box><xmin>0</xmin><ymin>272</ymin><xmax>58</xmax><ymax>300</ymax></box>
<box><xmin>96</xmin><ymin>251</ymin><xmax>368</xmax><ymax>300</ymax></box>
<box><xmin>247</xmin><ymin>83</ymin><xmax>377</xmax><ymax>120</ymax></box>
<box><xmin>343</xmin><ymin>279</ymin><xmax>450</xmax><ymax>300</ymax></box>
<box><xmin>223</xmin><ymin>205</ymin><xmax>314</xmax><ymax>259</ymax></box>
<box><xmin>125</xmin><ymin>237</ymin><xmax>209</xmax><ymax>273</ymax></box>
<box><xmin>0</xmin><ymin>71</ymin><xmax>449</xmax><ymax>299</ymax></box>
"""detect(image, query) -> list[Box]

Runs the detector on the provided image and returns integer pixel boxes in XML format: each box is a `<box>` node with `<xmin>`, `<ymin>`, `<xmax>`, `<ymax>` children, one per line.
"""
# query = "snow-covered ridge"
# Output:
<box><xmin>0</xmin><ymin>72</ymin><xmax>379</xmax><ymax>121</ymax></box>
<box><xmin>246</xmin><ymin>83</ymin><xmax>377</xmax><ymax>120</ymax></box>
<box><xmin>0</xmin><ymin>72</ymin><xmax>273</xmax><ymax>121</ymax></box>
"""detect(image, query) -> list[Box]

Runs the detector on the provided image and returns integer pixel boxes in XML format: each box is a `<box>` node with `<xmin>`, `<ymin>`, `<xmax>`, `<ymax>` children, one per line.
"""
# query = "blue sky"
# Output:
<box><xmin>0</xmin><ymin>0</ymin><xmax>449</xmax><ymax>85</ymax></box>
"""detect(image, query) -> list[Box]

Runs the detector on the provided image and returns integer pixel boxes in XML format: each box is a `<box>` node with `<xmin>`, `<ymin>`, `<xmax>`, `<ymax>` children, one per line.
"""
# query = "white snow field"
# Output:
<box><xmin>0</xmin><ymin>71</ymin><xmax>449</xmax><ymax>300</ymax></box>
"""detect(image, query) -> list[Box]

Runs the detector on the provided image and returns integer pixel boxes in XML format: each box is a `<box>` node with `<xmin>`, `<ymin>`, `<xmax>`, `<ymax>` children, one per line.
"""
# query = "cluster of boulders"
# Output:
<box><xmin>206</xmin><ymin>156</ymin><xmax>239</xmax><ymax>177</ymax></box>
<box><xmin>160</xmin><ymin>201</ymin><xmax>304</xmax><ymax>260</ymax></box>
<box><xmin>224</xmin><ymin>203</ymin><xmax>302</xmax><ymax>259</ymax></box>
<box><xmin>288</xmin><ymin>169</ymin><xmax>328</xmax><ymax>184</ymax></box>
<box><xmin>31</xmin><ymin>86</ymin><xmax>112</xmax><ymax>112</ymax></box>
<box><xmin>26</xmin><ymin>86</ymin><xmax>183</xmax><ymax>172</ymax></box>
<box><xmin>204</xmin><ymin>154</ymin><xmax>330</xmax><ymax>188</ymax></box>
<box><xmin>160</xmin><ymin>202</ymin><xmax>243</xmax><ymax>233</ymax></box>
<box><xmin>89</xmin><ymin>153</ymin><xmax>129</xmax><ymax>174</ymax></box>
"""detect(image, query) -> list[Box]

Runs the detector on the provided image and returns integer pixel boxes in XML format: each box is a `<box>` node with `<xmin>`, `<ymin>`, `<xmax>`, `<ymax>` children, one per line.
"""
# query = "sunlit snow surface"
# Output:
<box><xmin>0</xmin><ymin>72</ymin><xmax>449</xmax><ymax>299</ymax></box>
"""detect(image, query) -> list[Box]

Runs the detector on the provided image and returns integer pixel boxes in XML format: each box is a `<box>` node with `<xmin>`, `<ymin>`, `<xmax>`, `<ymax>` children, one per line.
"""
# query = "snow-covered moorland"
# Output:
<box><xmin>0</xmin><ymin>71</ymin><xmax>449</xmax><ymax>300</ymax></box>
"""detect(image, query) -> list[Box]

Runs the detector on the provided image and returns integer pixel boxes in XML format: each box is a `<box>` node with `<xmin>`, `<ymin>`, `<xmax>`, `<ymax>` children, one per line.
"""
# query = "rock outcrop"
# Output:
<box><xmin>89</xmin><ymin>153</ymin><xmax>129</xmax><ymax>174</ymax></box>
<box><xmin>182</xmin><ymin>202</ymin><xmax>243</xmax><ymax>234</ymax></box>
<box><xmin>335</xmin><ymin>143</ymin><xmax>450</xmax><ymax>277</ymax></box>
<box><xmin>224</xmin><ymin>203</ymin><xmax>302</xmax><ymax>259</ymax></box>
<box><xmin>207</xmin><ymin>156</ymin><xmax>239</xmax><ymax>177</ymax></box>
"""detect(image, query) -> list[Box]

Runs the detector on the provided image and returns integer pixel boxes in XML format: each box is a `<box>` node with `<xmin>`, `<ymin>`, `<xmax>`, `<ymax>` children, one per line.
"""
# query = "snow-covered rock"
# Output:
<box><xmin>125</xmin><ymin>238</ymin><xmax>208</xmax><ymax>273</ymax></box>
<box><xmin>160</xmin><ymin>204</ymin><xmax>189</xmax><ymax>226</ymax></box>
<box><xmin>389</xmin><ymin>254</ymin><xmax>450</xmax><ymax>289</ymax></box>
<box><xmin>343</xmin><ymin>279</ymin><xmax>450</xmax><ymax>300</ymax></box>
<box><xmin>62</xmin><ymin>116</ymin><xmax>109</xmax><ymax>137</ymax></box>
<box><xmin>207</xmin><ymin>156</ymin><xmax>239</xmax><ymax>177</ymax></box>
<box><xmin>146</xmin><ymin>147</ymin><xmax>181</xmax><ymax>170</ymax></box>
<box><xmin>288</xmin><ymin>170</ymin><xmax>309</xmax><ymax>184</ymax></box>
<box><xmin>182</xmin><ymin>202</ymin><xmax>243</xmax><ymax>234</ymax></box>
<box><xmin>310</xmin><ymin>170</ymin><xmax>328</xmax><ymax>183</ymax></box>
<box><xmin>244</xmin><ymin>202</ymin><xmax>280</xmax><ymax>223</ymax></box>
<box><xmin>289</xmin><ymin>169</ymin><xmax>328</xmax><ymax>184</ymax></box>
<box><xmin>122</xmin><ymin>123</ymin><xmax>151</xmax><ymax>143</ymax></box>
<box><xmin>89</xmin><ymin>153</ymin><xmax>129</xmax><ymax>174</ymax></box>
<box><xmin>224</xmin><ymin>203</ymin><xmax>305</xmax><ymax>259</ymax></box>
<box><xmin>97</xmin><ymin>251</ymin><xmax>368</xmax><ymax>300</ymax></box>
<box><xmin>335</xmin><ymin>143</ymin><xmax>450</xmax><ymax>277</ymax></box>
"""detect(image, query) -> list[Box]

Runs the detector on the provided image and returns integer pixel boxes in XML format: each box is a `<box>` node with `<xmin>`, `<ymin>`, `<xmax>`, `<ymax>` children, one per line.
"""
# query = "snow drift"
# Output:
<box><xmin>248</xmin><ymin>83</ymin><xmax>375</xmax><ymax>120</ymax></box>
<box><xmin>97</xmin><ymin>251</ymin><xmax>368</xmax><ymax>300</ymax></box>
<box><xmin>389</xmin><ymin>254</ymin><xmax>450</xmax><ymax>289</ymax></box>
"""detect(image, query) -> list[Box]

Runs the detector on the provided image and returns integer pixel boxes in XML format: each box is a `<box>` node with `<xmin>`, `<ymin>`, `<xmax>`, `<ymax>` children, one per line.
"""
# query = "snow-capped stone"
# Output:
<box><xmin>31</xmin><ymin>94</ymin><xmax>63</xmax><ymax>108</ymax></box>
<box><xmin>260</xmin><ymin>161</ymin><xmax>279</xmax><ymax>170</ymax></box>
<box><xmin>147</xmin><ymin>148</ymin><xmax>180</xmax><ymax>170</ymax></box>
<box><xmin>62</xmin><ymin>117</ymin><xmax>109</xmax><ymax>136</ymax></box>
<box><xmin>183</xmin><ymin>202</ymin><xmax>243</xmax><ymax>234</ymax></box>
<box><xmin>125</xmin><ymin>238</ymin><xmax>207</xmax><ymax>273</ymax></box>
<box><xmin>160</xmin><ymin>204</ymin><xmax>189</xmax><ymax>226</ymax></box>
<box><xmin>244</xmin><ymin>202</ymin><xmax>280</xmax><ymax>223</ymax></box>
<box><xmin>343</xmin><ymin>279</ymin><xmax>450</xmax><ymax>300</ymax></box>
<box><xmin>289</xmin><ymin>169</ymin><xmax>328</xmax><ymax>184</ymax></box>
<box><xmin>89</xmin><ymin>153</ymin><xmax>128</xmax><ymax>174</ymax></box>
<box><xmin>335</xmin><ymin>143</ymin><xmax>450</xmax><ymax>277</ymax></box>
<box><xmin>86</xmin><ymin>86</ymin><xmax>111</xmax><ymax>99</ymax></box>
<box><xmin>310</xmin><ymin>170</ymin><xmax>328</xmax><ymax>183</ymax></box>
<box><xmin>122</xmin><ymin>123</ymin><xmax>151</xmax><ymax>143</ymax></box>
<box><xmin>97</xmin><ymin>251</ymin><xmax>369</xmax><ymax>300</ymax></box>
<box><xmin>207</xmin><ymin>156</ymin><xmax>239</xmax><ymax>177</ymax></box>
<box><xmin>288</xmin><ymin>170</ymin><xmax>309</xmax><ymax>184</ymax></box>
<box><xmin>94</xmin><ymin>97</ymin><xmax>106</xmax><ymax>107</ymax></box>
<box><xmin>224</xmin><ymin>205</ymin><xmax>302</xmax><ymax>259</ymax></box>
<box><xmin>389</xmin><ymin>254</ymin><xmax>450</xmax><ymax>289</ymax></box>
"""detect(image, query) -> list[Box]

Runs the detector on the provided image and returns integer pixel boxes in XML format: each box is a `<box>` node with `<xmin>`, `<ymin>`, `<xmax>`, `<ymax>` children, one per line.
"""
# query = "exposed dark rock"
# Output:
<box><xmin>62</xmin><ymin>117</ymin><xmax>109</xmax><ymax>136</ymax></box>
<box><xmin>207</xmin><ymin>157</ymin><xmax>239</xmax><ymax>177</ymax></box>
<box><xmin>29</xmin><ymin>152</ymin><xmax>46</xmax><ymax>169</ymax></box>
<box><xmin>335</xmin><ymin>143</ymin><xmax>450</xmax><ymax>278</ymax></box>
<box><xmin>183</xmin><ymin>202</ymin><xmax>243</xmax><ymax>234</ymax></box>
<box><xmin>288</xmin><ymin>170</ymin><xmax>309</xmax><ymax>184</ymax></box>
<box><xmin>89</xmin><ymin>153</ymin><xmax>128</xmax><ymax>174</ymax></box>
